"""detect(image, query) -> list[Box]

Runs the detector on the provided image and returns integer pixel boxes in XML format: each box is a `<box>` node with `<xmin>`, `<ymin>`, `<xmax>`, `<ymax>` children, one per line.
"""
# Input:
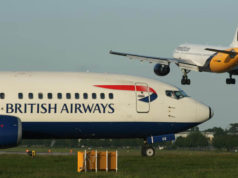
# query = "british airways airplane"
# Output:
<box><xmin>0</xmin><ymin>72</ymin><xmax>213</xmax><ymax>156</ymax></box>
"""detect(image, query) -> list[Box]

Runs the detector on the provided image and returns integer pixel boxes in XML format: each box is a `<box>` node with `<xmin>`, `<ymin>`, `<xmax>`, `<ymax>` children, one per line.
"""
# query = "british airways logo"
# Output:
<box><xmin>94</xmin><ymin>85</ymin><xmax>157</xmax><ymax>103</ymax></box>
<box><xmin>6</xmin><ymin>103</ymin><xmax>115</xmax><ymax>114</ymax></box>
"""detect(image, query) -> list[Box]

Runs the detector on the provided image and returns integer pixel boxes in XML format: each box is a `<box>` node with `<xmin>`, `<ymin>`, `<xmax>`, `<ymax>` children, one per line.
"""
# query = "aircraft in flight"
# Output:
<box><xmin>0</xmin><ymin>72</ymin><xmax>213</xmax><ymax>156</ymax></box>
<box><xmin>110</xmin><ymin>28</ymin><xmax>238</xmax><ymax>85</ymax></box>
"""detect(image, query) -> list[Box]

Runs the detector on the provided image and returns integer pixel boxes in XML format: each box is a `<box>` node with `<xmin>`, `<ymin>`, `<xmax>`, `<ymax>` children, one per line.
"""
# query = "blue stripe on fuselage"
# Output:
<box><xmin>22</xmin><ymin>122</ymin><xmax>200</xmax><ymax>139</ymax></box>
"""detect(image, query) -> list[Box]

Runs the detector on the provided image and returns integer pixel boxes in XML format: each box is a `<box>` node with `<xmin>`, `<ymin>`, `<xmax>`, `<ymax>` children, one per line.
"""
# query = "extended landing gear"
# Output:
<box><xmin>226</xmin><ymin>73</ymin><xmax>236</xmax><ymax>84</ymax></box>
<box><xmin>141</xmin><ymin>142</ymin><xmax>155</xmax><ymax>157</ymax></box>
<box><xmin>181</xmin><ymin>69</ymin><xmax>191</xmax><ymax>85</ymax></box>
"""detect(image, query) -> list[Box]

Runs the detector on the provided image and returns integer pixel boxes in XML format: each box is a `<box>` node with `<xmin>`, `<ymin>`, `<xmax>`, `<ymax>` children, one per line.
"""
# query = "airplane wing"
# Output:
<box><xmin>110</xmin><ymin>50</ymin><xmax>200</xmax><ymax>71</ymax></box>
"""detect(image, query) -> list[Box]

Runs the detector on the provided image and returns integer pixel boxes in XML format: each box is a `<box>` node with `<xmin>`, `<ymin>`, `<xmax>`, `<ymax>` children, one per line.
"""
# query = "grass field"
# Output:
<box><xmin>0</xmin><ymin>149</ymin><xmax>238</xmax><ymax>178</ymax></box>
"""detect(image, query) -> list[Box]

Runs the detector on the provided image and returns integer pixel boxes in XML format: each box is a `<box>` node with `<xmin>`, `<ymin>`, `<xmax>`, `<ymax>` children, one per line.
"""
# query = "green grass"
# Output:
<box><xmin>0</xmin><ymin>150</ymin><xmax>238</xmax><ymax>178</ymax></box>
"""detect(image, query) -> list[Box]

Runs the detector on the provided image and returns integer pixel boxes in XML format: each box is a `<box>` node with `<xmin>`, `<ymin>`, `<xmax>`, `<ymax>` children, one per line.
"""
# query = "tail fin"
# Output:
<box><xmin>230</xmin><ymin>27</ymin><xmax>238</xmax><ymax>47</ymax></box>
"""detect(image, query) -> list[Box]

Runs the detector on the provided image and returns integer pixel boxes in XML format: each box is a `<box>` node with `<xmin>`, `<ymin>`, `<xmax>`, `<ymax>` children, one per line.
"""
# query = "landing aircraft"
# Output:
<box><xmin>0</xmin><ymin>72</ymin><xmax>213</xmax><ymax>156</ymax></box>
<box><xmin>110</xmin><ymin>28</ymin><xmax>238</xmax><ymax>85</ymax></box>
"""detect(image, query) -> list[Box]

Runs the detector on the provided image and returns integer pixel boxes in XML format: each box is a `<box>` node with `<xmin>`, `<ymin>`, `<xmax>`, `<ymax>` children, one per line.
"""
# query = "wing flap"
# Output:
<box><xmin>178</xmin><ymin>63</ymin><xmax>200</xmax><ymax>71</ymax></box>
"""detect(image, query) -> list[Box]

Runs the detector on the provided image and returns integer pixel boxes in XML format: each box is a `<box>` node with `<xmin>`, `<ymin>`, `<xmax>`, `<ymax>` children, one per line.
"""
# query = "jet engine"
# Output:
<box><xmin>154</xmin><ymin>64</ymin><xmax>170</xmax><ymax>76</ymax></box>
<box><xmin>0</xmin><ymin>115</ymin><xmax>22</xmax><ymax>148</ymax></box>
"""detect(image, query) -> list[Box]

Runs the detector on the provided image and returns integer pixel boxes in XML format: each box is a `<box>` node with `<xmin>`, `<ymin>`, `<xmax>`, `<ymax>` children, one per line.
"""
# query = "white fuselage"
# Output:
<box><xmin>173</xmin><ymin>44</ymin><xmax>225</xmax><ymax>67</ymax></box>
<box><xmin>0</xmin><ymin>72</ymin><xmax>212</xmax><ymax>139</ymax></box>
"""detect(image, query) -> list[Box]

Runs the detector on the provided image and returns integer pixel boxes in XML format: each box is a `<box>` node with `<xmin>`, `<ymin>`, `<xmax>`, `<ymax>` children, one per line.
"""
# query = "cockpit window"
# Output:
<box><xmin>165</xmin><ymin>90</ymin><xmax>188</xmax><ymax>99</ymax></box>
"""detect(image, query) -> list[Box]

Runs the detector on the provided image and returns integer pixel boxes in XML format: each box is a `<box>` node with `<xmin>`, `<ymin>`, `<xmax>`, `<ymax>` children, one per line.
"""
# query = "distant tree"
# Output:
<box><xmin>228</xmin><ymin>123</ymin><xmax>238</xmax><ymax>134</ymax></box>
<box><xmin>213</xmin><ymin>134</ymin><xmax>238</xmax><ymax>151</ymax></box>
<box><xmin>80</xmin><ymin>138</ymin><xmax>143</xmax><ymax>147</ymax></box>
<box><xmin>205</xmin><ymin>127</ymin><xmax>226</xmax><ymax>136</ymax></box>
<box><xmin>174</xmin><ymin>136</ymin><xmax>187</xmax><ymax>147</ymax></box>
<box><xmin>185</xmin><ymin>132</ymin><xmax>209</xmax><ymax>147</ymax></box>
<box><xmin>175</xmin><ymin>132</ymin><xmax>208</xmax><ymax>148</ymax></box>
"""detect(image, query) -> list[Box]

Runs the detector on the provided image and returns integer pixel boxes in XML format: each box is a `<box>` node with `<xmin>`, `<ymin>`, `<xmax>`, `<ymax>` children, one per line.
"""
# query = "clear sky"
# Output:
<box><xmin>0</xmin><ymin>0</ymin><xmax>238</xmax><ymax>130</ymax></box>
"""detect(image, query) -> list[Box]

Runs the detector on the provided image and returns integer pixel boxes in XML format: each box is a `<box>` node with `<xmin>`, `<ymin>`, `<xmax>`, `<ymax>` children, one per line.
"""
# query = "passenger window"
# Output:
<box><xmin>38</xmin><ymin>93</ymin><xmax>43</xmax><ymax>99</ymax></box>
<box><xmin>0</xmin><ymin>93</ymin><xmax>5</xmax><ymax>99</ymax></box>
<box><xmin>100</xmin><ymin>93</ymin><xmax>105</xmax><ymax>99</ymax></box>
<box><xmin>75</xmin><ymin>93</ymin><xmax>80</xmax><ymax>99</ymax></box>
<box><xmin>109</xmin><ymin>93</ymin><xmax>113</xmax><ymax>99</ymax></box>
<box><xmin>83</xmin><ymin>93</ymin><xmax>88</xmax><ymax>99</ymax></box>
<box><xmin>66</xmin><ymin>93</ymin><xmax>71</xmax><ymax>99</ymax></box>
<box><xmin>92</xmin><ymin>93</ymin><xmax>96</xmax><ymax>99</ymax></box>
<box><xmin>57</xmin><ymin>93</ymin><xmax>62</xmax><ymax>99</ymax></box>
<box><xmin>28</xmin><ymin>93</ymin><xmax>33</xmax><ymax>99</ymax></box>
<box><xmin>18</xmin><ymin>93</ymin><xmax>23</xmax><ymax>99</ymax></box>
<box><xmin>48</xmin><ymin>93</ymin><xmax>53</xmax><ymax>99</ymax></box>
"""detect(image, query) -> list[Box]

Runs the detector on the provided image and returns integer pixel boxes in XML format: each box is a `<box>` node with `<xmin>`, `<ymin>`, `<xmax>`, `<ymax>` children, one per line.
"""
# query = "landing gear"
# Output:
<box><xmin>181</xmin><ymin>69</ymin><xmax>191</xmax><ymax>85</ymax></box>
<box><xmin>226</xmin><ymin>78</ymin><xmax>235</xmax><ymax>84</ymax></box>
<box><xmin>226</xmin><ymin>73</ymin><xmax>236</xmax><ymax>84</ymax></box>
<box><xmin>141</xmin><ymin>142</ymin><xmax>155</xmax><ymax>157</ymax></box>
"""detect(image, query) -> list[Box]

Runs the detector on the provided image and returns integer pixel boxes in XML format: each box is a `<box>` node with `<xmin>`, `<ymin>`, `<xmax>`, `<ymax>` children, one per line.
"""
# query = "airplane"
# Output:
<box><xmin>0</xmin><ymin>72</ymin><xmax>213</xmax><ymax>157</ymax></box>
<box><xmin>110</xmin><ymin>27</ymin><xmax>238</xmax><ymax>85</ymax></box>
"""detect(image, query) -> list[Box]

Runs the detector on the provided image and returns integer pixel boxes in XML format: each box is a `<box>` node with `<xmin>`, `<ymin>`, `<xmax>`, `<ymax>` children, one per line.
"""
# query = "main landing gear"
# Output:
<box><xmin>226</xmin><ymin>73</ymin><xmax>236</xmax><ymax>84</ymax></box>
<box><xmin>141</xmin><ymin>141</ymin><xmax>155</xmax><ymax>157</ymax></box>
<box><xmin>181</xmin><ymin>69</ymin><xmax>191</xmax><ymax>85</ymax></box>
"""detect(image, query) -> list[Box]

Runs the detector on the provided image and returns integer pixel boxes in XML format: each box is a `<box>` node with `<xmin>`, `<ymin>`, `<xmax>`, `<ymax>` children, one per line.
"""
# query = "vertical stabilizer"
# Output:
<box><xmin>230</xmin><ymin>27</ymin><xmax>238</xmax><ymax>47</ymax></box>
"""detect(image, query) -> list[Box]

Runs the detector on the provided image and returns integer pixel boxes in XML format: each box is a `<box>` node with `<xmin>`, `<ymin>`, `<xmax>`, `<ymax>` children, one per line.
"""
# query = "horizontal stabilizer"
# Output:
<box><xmin>205</xmin><ymin>48</ymin><xmax>237</xmax><ymax>58</ymax></box>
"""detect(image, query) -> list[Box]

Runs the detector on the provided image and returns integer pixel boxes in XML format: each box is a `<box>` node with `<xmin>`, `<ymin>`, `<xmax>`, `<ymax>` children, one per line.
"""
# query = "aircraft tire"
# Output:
<box><xmin>226</xmin><ymin>78</ymin><xmax>230</xmax><ymax>84</ymax></box>
<box><xmin>226</xmin><ymin>78</ymin><xmax>236</xmax><ymax>84</ymax></box>
<box><xmin>232</xmin><ymin>78</ymin><xmax>236</xmax><ymax>84</ymax></box>
<box><xmin>145</xmin><ymin>146</ymin><xmax>155</xmax><ymax>157</ymax></box>
<box><xmin>141</xmin><ymin>145</ymin><xmax>155</xmax><ymax>157</ymax></box>
<box><xmin>181</xmin><ymin>79</ymin><xmax>186</xmax><ymax>85</ymax></box>
<box><xmin>186</xmin><ymin>79</ymin><xmax>191</xmax><ymax>85</ymax></box>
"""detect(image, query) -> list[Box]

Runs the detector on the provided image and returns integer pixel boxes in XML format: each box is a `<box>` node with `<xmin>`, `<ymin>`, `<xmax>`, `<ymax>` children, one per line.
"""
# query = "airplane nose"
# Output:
<box><xmin>209</xmin><ymin>107</ymin><xmax>214</xmax><ymax>119</ymax></box>
<box><xmin>196</xmin><ymin>103</ymin><xmax>213</xmax><ymax>122</ymax></box>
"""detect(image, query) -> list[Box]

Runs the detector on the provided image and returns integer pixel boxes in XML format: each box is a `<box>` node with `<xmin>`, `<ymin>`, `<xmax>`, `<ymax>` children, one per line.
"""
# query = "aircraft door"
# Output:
<box><xmin>135</xmin><ymin>82</ymin><xmax>150</xmax><ymax>113</ymax></box>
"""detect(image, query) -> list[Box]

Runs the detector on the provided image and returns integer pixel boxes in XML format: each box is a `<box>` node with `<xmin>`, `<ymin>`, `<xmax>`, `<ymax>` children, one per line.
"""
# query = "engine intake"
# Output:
<box><xmin>0</xmin><ymin>115</ymin><xmax>22</xmax><ymax>148</ymax></box>
<box><xmin>154</xmin><ymin>64</ymin><xmax>170</xmax><ymax>76</ymax></box>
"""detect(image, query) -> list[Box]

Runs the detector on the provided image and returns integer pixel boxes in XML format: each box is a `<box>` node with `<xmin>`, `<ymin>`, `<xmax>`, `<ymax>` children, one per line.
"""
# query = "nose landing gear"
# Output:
<box><xmin>141</xmin><ymin>144</ymin><xmax>155</xmax><ymax>157</ymax></box>
<box><xmin>226</xmin><ymin>73</ymin><xmax>236</xmax><ymax>84</ymax></box>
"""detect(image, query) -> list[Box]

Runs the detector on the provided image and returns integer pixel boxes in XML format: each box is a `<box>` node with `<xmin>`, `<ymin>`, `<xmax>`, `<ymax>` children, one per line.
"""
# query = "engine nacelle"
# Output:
<box><xmin>0</xmin><ymin>115</ymin><xmax>22</xmax><ymax>148</ymax></box>
<box><xmin>154</xmin><ymin>64</ymin><xmax>170</xmax><ymax>76</ymax></box>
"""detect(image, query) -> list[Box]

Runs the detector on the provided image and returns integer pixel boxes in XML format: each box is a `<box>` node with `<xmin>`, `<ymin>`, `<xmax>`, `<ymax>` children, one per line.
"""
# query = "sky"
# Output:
<box><xmin>0</xmin><ymin>0</ymin><xmax>238</xmax><ymax>130</ymax></box>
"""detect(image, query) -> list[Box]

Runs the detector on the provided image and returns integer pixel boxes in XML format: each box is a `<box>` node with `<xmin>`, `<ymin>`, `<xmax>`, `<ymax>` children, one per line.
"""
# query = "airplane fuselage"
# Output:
<box><xmin>110</xmin><ymin>27</ymin><xmax>238</xmax><ymax>85</ymax></box>
<box><xmin>173</xmin><ymin>44</ymin><xmax>238</xmax><ymax>73</ymax></box>
<box><xmin>0</xmin><ymin>72</ymin><xmax>212</xmax><ymax>139</ymax></box>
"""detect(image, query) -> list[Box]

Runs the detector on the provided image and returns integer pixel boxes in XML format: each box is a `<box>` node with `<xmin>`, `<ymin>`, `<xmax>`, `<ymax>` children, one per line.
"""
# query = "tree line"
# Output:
<box><xmin>20</xmin><ymin>123</ymin><xmax>238</xmax><ymax>151</ymax></box>
<box><xmin>174</xmin><ymin>123</ymin><xmax>238</xmax><ymax>151</ymax></box>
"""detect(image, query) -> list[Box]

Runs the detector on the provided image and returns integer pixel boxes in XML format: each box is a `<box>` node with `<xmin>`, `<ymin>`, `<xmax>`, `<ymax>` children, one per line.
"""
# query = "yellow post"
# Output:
<box><xmin>77</xmin><ymin>152</ymin><xmax>84</xmax><ymax>172</ymax></box>
<box><xmin>86</xmin><ymin>150</ymin><xmax>97</xmax><ymax>171</ymax></box>
<box><xmin>108</xmin><ymin>151</ymin><xmax>117</xmax><ymax>172</ymax></box>
<box><xmin>97</xmin><ymin>151</ymin><xmax>107</xmax><ymax>171</ymax></box>
<box><xmin>32</xmin><ymin>150</ymin><xmax>36</xmax><ymax>158</ymax></box>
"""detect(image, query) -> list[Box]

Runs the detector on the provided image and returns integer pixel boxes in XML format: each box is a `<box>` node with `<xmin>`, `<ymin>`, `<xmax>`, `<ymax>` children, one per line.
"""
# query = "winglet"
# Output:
<box><xmin>230</xmin><ymin>27</ymin><xmax>238</xmax><ymax>47</ymax></box>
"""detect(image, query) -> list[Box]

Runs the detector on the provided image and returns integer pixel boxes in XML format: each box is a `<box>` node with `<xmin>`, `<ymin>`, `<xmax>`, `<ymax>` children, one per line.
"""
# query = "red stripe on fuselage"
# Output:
<box><xmin>94</xmin><ymin>85</ymin><xmax>157</xmax><ymax>94</ymax></box>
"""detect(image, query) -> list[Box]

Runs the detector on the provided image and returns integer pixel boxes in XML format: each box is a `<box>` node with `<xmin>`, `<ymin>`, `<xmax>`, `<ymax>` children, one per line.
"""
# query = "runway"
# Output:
<box><xmin>0</xmin><ymin>151</ymin><xmax>76</xmax><ymax>155</ymax></box>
